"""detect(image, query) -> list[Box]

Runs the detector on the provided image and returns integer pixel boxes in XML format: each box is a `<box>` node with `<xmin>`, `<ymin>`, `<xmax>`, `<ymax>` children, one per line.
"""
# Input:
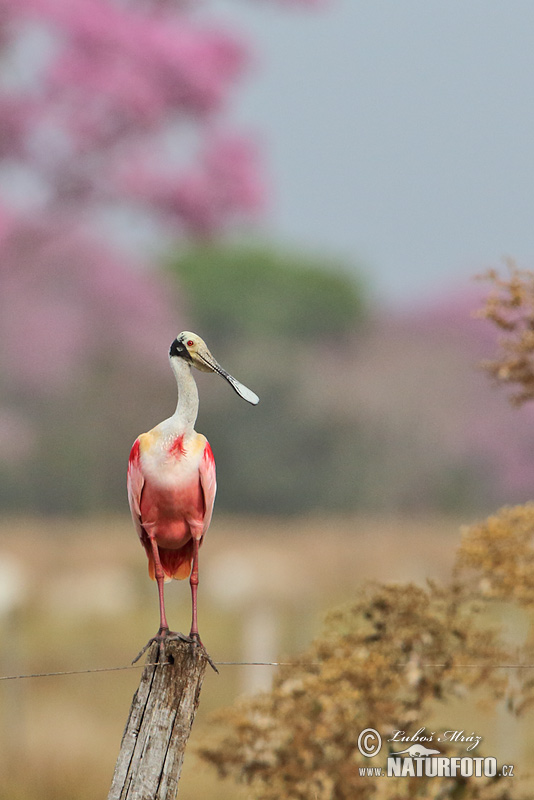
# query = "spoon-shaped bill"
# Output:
<box><xmin>221</xmin><ymin>371</ymin><xmax>259</xmax><ymax>405</ymax></box>
<box><xmin>197</xmin><ymin>350</ymin><xmax>259</xmax><ymax>405</ymax></box>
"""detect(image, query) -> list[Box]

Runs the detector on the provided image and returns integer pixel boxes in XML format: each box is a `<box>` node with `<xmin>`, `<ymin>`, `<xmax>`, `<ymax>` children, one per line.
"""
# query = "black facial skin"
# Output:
<box><xmin>169</xmin><ymin>338</ymin><xmax>193</xmax><ymax>361</ymax></box>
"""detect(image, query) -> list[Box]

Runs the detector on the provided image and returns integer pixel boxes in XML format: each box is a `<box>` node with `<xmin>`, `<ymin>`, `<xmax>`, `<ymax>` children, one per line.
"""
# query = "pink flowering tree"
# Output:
<box><xmin>332</xmin><ymin>286</ymin><xmax>534</xmax><ymax>513</ymax></box>
<box><xmin>0</xmin><ymin>0</ymin><xmax>310</xmax><ymax>511</ymax></box>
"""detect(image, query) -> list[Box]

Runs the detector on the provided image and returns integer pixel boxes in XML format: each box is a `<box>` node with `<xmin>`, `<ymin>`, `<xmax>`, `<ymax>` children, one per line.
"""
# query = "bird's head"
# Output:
<box><xmin>169</xmin><ymin>331</ymin><xmax>259</xmax><ymax>405</ymax></box>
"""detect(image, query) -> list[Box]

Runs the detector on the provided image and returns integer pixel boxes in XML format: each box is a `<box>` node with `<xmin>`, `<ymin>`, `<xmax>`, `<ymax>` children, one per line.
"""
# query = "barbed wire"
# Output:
<box><xmin>0</xmin><ymin>660</ymin><xmax>533</xmax><ymax>682</ymax></box>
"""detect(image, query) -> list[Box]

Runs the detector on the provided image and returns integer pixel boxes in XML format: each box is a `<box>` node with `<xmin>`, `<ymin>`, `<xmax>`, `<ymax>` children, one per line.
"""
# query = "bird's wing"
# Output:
<box><xmin>199</xmin><ymin>440</ymin><xmax>217</xmax><ymax>536</ymax></box>
<box><xmin>127</xmin><ymin>437</ymin><xmax>145</xmax><ymax>540</ymax></box>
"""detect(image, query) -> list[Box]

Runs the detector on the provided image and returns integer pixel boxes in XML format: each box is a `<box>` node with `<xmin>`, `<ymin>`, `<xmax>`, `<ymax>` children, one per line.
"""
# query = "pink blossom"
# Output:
<box><xmin>395</xmin><ymin>284</ymin><xmax>534</xmax><ymax>504</ymax></box>
<box><xmin>0</xmin><ymin>0</ymin><xmax>258</xmax><ymax>230</ymax></box>
<box><xmin>124</xmin><ymin>135</ymin><xmax>263</xmax><ymax>234</ymax></box>
<box><xmin>0</xmin><ymin>217</ymin><xmax>177</xmax><ymax>390</ymax></box>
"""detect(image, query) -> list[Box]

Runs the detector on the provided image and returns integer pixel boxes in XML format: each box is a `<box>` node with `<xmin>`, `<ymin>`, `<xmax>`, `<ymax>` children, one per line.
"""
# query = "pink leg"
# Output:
<box><xmin>149</xmin><ymin>536</ymin><xmax>169</xmax><ymax>632</ymax></box>
<box><xmin>189</xmin><ymin>537</ymin><xmax>200</xmax><ymax>639</ymax></box>
<box><xmin>187</xmin><ymin>542</ymin><xmax>218</xmax><ymax>673</ymax></box>
<box><xmin>134</xmin><ymin>535</ymin><xmax>218</xmax><ymax>672</ymax></box>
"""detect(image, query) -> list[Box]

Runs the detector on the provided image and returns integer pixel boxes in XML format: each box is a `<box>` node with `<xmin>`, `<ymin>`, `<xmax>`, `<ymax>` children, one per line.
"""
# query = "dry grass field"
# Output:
<box><xmin>0</xmin><ymin>512</ymin><xmax>513</xmax><ymax>799</ymax></box>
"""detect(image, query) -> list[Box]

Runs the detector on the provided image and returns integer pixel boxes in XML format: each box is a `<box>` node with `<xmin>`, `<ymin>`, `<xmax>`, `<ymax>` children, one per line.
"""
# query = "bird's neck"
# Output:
<box><xmin>170</xmin><ymin>358</ymin><xmax>199</xmax><ymax>434</ymax></box>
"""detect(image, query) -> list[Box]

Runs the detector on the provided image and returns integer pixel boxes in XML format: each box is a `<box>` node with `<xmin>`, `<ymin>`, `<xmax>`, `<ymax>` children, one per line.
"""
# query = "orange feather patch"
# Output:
<box><xmin>144</xmin><ymin>538</ymin><xmax>195</xmax><ymax>581</ymax></box>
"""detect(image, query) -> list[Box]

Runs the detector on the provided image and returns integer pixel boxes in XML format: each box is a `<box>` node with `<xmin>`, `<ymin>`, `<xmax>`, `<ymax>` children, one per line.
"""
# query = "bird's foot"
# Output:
<box><xmin>132</xmin><ymin>628</ymin><xmax>219</xmax><ymax>673</ymax></box>
<box><xmin>131</xmin><ymin>626</ymin><xmax>192</xmax><ymax>665</ymax></box>
<box><xmin>189</xmin><ymin>632</ymin><xmax>219</xmax><ymax>674</ymax></box>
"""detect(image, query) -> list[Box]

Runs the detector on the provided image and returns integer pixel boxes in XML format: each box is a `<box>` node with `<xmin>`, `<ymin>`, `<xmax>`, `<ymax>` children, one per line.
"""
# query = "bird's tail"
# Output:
<box><xmin>146</xmin><ymin>540</ymin><xmax>194</xmax><ymax>582</ymax></box>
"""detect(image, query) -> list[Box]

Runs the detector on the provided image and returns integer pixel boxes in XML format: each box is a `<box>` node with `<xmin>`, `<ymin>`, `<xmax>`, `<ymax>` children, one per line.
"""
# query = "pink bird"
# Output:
<box><xmin>128</xmin><ymin>331</ymin><xmax>259</xmax><ymax>665</ymax></box>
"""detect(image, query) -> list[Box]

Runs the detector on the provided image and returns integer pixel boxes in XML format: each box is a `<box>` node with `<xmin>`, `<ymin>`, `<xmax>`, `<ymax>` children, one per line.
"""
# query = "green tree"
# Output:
<box><xmin>168</xmin><ymin>243</ymin><xmax>366</xmax><ymax>344</ymax></box>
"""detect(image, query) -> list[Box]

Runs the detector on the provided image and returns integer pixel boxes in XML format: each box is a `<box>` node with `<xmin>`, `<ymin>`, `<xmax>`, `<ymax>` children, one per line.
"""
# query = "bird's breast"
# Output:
<box><xmin>138</xmin><ymin>428</ymin><xmax>207</xmax><ymax>490</ymax></box>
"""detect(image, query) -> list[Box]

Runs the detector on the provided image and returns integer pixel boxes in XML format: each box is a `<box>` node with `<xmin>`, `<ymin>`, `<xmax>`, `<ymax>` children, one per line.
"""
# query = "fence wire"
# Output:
<box><xmin>0</xmin><ymin>660</ymin><xmax>533</xmax><ymax>681</ymax></box>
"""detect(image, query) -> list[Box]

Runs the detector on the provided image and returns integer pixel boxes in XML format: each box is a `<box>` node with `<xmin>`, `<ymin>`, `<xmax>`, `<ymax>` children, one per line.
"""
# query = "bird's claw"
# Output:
<box><xmin>132</xmin><ymin>627</ymin><xmax>219</xmax><ymax>673</ymax></box>
<box><xmin>131</xmin><ymin>627</ymin><xmax>191</xmax><ymax>665</ymax></box>
<box><xmin>189</xmin><ymin>632</ymin><xmax>219</xmax><ymax>674</ymax></box>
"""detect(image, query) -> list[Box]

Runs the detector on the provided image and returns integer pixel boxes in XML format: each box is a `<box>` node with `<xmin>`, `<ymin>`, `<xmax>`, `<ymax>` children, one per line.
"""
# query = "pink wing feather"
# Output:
<box><xmin>127</xmin><ymin>438</ymin><xmax>145</xmax><ymax>541</ymax></box>
<box><xmin>199</xmin><ymin>440</ymin><xmax>217</xmax><ymax>535</ymax></box>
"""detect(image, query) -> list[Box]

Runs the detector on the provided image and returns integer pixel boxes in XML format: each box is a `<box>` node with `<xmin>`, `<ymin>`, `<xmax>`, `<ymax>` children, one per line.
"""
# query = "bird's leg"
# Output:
<box><xmin>188</xmin><ymin>537</ymin><xmax>218</xmax><ymax>673</ymax></box>
<box><xmin>189</xmin><ymin>536</ymin><xmax>200</xmax><ymax>640</ymax></box>
<box><xmin>150</xmin><ymin>536</ymin><xmax>170</xmax><ymax>633</ymax></box>
<box><xmin>132</xmin><ymin>536</ymin><xmax>190</xmax><ymax>665</ymax></box>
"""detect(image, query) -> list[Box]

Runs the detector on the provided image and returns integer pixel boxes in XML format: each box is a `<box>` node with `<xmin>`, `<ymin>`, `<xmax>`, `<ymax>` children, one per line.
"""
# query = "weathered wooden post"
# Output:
<box><xmin>108</xmin><ymin>639</ymin><xmax>208</xmax><ymax>800</ymax></box>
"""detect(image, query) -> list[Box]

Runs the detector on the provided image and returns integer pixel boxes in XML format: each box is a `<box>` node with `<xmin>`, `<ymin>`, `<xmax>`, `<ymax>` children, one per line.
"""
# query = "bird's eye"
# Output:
<box><xmin>187</xmin><ymin>340</ymin><xmax>194</xmax><ymax>347</ymax></box>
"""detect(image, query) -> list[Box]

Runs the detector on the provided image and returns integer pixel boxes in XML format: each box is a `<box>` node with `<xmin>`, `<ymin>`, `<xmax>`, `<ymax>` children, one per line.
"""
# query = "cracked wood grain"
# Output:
<box><xmin>108</xmin><ymin>640</ymin><xmax>208</xmax><ymax>800</ymax></box>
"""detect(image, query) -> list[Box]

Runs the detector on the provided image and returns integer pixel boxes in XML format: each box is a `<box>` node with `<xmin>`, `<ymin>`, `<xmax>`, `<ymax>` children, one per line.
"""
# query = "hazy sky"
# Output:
<box><xmin>209</xmin><ymin>1</ymin><xmax>534</xmax><ymax>304</ymax></box>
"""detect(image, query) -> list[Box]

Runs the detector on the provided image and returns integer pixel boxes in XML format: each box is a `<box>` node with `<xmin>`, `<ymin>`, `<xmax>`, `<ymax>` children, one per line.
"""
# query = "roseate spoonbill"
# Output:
<box><xmin>128</xmin><ymin>331</ymin><xmax>259</xmax><ymax>665</ymax></box>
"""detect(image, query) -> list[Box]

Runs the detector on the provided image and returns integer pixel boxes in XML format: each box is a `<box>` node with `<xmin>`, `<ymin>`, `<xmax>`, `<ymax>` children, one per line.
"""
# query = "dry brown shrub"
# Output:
<box><xmin>477</xmin><ymin>264</ymin><xmax>534</xmax><ymax>404</ymax></box>
<box><xmin>199</xmin><ymin>581</ymin><xmax>519</xmax><ymax>800</ymax></box>
<box><xmin>457</xmin><ymin>503</ymin><xmax>534</xmax><ymax>716</ymax></box>
<box><xmin>456</xmin><ymin>502</ymin><xmax>534</xmax><ymax>607</ymax></box>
